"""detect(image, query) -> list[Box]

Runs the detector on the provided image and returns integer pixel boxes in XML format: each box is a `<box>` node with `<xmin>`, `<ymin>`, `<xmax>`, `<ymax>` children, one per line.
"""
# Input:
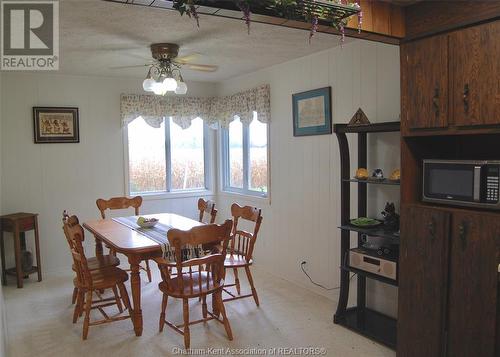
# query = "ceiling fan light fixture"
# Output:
<box><xmin>175</xmin><ymin>81</ymin><xmax>188</xmax><ymax>95</ymax></box>
<box><xmin>142</xmin><ymin>68</ymin><xmax>156</xmax><ymax>92</ymax></box>
<box><xmin>152</xmin><ymin>81</ymin><xmax>167</xmax><ymax>95</ymax></box>
<box><xmin>163</xmin><ymin>76</ymin><xmax>178</xmax><ymax>92</ymax></box>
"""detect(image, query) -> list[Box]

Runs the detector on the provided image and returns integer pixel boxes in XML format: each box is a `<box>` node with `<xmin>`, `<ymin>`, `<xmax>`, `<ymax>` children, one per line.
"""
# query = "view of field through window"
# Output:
<box><xmin>228</xmin><ymin>115</ymin><xmax>268</xmax><ymax>193</ymax></box>
<box><xmin>128</xmin><ymin>117</ymin><xmax>205</xmax><ymax>194</ymax></box>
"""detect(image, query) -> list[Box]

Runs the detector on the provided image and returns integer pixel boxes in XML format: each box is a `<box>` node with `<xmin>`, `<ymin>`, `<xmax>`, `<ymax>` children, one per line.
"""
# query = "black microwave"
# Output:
<box><xmin>422</xmin><ymin>159</ymin><xmax>500</xmax><ymax>210</ymax></box>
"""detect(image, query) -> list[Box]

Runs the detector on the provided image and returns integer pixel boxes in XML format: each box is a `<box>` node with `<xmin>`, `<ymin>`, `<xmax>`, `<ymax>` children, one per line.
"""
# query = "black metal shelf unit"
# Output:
<box><xmin>333</xmin><ymin>121</ymin><xmax>400</xmax><ymax>349</ymax></box>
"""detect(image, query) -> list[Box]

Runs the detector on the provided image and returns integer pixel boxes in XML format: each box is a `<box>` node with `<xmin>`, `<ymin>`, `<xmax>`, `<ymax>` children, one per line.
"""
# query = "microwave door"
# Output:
<box><xmin>423</xmin><ymin>163</ymin><xmax>477</xmax><ymax>203</ymax></box>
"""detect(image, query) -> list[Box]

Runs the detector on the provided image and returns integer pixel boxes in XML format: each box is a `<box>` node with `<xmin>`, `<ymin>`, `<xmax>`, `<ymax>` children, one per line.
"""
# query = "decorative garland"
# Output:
<box><xmin>172</xmin><ymin>0</ymin><xmax>362</xmax><ymax>45</ymax></box>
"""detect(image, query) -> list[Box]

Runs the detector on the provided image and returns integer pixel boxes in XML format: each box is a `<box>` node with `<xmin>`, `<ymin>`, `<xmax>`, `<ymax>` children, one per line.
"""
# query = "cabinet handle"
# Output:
<box><xmin>458</xmin><ymin>222</ymin><xmax>468</xmax><ymax>251</ymax></box>
<box><xmin>428</xmin><ymin>217</ymin><xmax>436</xmax><ymax>241</ymax></box>
<box><xmin>432</xmin><ymin>87</ymin><xmax>440</xmax><ymax>117</ymax></box>
<box><xmin>463</xmin><ymin>84</ymin><xmax>470</xmax><ymax>114</ymax></box>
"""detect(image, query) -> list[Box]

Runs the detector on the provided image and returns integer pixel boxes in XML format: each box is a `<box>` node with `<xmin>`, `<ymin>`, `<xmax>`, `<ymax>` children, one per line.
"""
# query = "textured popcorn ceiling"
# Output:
<box><xmin>58</xmin><ymin>0</ymin><xmax>349</xmax><ymax>81</ymax></box>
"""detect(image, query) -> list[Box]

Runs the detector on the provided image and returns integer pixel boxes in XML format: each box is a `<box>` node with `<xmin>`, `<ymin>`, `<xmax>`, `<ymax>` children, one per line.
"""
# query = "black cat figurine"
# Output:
<box><xmin>381</xmin><ymin>202</ymin><xmax>400</xmax><ymax>231</ymax></box>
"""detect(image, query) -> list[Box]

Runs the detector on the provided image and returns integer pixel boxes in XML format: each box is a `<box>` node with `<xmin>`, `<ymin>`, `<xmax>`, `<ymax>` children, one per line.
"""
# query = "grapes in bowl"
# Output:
<box><xmin>136</xmin><ymin>217</ymin><xmax>159</xmax><ymax>228</ymax></box>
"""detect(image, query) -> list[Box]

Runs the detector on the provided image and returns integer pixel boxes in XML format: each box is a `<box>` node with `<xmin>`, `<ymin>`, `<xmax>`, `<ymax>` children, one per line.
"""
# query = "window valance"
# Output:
<box><xmin>121</xmin><ymin>84</ymin><xmax>270</xmax><ymax>129</ymax></box>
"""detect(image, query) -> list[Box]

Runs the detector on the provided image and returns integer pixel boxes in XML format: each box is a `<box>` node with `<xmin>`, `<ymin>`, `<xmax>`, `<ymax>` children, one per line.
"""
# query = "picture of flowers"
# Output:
<box><xmin>33</xmin><ymin>107</ymin><xmax>79</xmax><ymax>143</ymax></box>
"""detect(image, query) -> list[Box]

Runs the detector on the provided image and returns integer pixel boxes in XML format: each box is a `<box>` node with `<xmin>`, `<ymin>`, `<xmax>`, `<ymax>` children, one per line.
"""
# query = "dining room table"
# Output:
<box><xmin>82</xmin><ymin>212</ymin><xmax>204</xmax><ymax>336</ymax></box>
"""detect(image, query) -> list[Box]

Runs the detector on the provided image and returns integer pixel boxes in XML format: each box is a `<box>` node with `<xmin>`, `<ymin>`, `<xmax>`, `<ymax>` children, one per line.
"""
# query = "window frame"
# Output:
<box><xmin>221</xmin><ymin>116</ymin><xmax>269</xmax><ymax>198</ymax></box>
<box><xmin>123</xmin><ymin>116</ymin><xmax>213</xmax><ymax>199</ymax></box>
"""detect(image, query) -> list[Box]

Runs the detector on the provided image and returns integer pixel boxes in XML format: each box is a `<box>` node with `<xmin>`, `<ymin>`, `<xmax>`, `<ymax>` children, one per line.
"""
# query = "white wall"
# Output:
<box><xmin>0</xmin><ymin>73</ymin><xmax>217</xmax><ymax>273</ymax></box>
<box><xmin>0</xmin><ymin>71</ymin><xmax>7</xmax><ymax>357</ymax></box>
<box><xmin>215</xmin><ymin>39</ymin><xmax>400</xmax><ymax>317</ymax></box>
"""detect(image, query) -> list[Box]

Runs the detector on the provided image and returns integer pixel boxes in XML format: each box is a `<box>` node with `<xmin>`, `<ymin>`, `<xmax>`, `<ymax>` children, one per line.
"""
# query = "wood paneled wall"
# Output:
<box><xmin>346</xmin><ymin>0</ymin><xmax>406</xmax><ymax>39</ymax></box>
<box><xmin>404</xmin><ymin>1</ymin><xmax>500</xmax><ymax>40</ymax></box>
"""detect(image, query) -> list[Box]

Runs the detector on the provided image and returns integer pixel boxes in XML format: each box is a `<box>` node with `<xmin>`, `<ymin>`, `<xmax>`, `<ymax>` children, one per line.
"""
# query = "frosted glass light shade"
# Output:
<box><xmin>175</xmin><ymin>81</ymin><xmax>188</xmax><ymax>95</ymax></box>
<box><xmin>143</xmin><ymin>78</ymin><xmax>156</xmax><ymax>91</ymax></box>
<box><xmin>152</xmin><ymin>81</ymin><xmax>167</xmax><ymax>95</ymax></box>
<box><xmin>163</xmin><ymin>77</ymin><xmax>178</xmax><ymax>91</ymax></box>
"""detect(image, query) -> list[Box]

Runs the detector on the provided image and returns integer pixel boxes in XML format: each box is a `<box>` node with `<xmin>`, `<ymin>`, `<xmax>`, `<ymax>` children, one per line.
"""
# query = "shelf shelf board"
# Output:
<box><xmin>334</xmin><ymin>307</ymin><xmax>397</xmax><ymax>349</ymax></box>
<box><xmin>342</xmin><ymin>265</ymin><xmax>398</xmax><ymax>286</ymax></box>
<box><xmin>343</xmin><ymin>178</ymin><xmax>400</xmax><ymax>186</ymax></box>
<box><xmin>333</xmin><ymin>121</ymin><xmax>400</xmax><ymax>134</ymax></box>
<box><xmin>338</xmin><ymin>224</ymin><xmax>400</xmax><ymax>243</ymax></box>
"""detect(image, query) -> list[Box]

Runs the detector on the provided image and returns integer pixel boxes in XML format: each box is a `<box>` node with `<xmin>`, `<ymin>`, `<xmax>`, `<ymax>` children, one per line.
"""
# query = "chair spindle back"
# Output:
<box><xmin>229</xmin><ymin>204</ymin><xmax>263</xmax><ymax>262</ymax></box>
<box><xmin>158</xmin><ymin>220</ymin><xmax>233</xmax><ymax>296</ymax></box>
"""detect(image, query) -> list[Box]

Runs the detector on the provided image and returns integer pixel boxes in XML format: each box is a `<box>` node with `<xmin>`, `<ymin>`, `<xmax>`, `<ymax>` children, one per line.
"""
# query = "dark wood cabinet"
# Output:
<box><xmin>398</xmin><ymin>206</ymin><xmax>450</xmax><ymax>357</ymax></box>
<box><xmin>398</xmin><ymin>205</ymin><xmax>500</xmax><ymax>357</ymax></box>
<box><xmin>401</xmin><ymin>35</ymin><xmax>448</xmax><ymax>131</ymax></box>
<box><xmin>450</xmin><ymin>21</ymin><xmax>500</xmax><ymax>128</ymax></box>
<box><xmin>402</xmin><ymin>20</ymin><xmax>500</xmax><ymax>134</ymax></box>
<box><xmin>447</xmin><ymin>211</ymin><xmax>499</xmax><ymax>357</ymax></box>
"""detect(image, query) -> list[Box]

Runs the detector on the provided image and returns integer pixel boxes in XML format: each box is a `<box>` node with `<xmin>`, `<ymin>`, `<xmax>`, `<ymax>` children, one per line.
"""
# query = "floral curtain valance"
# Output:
<box><xmin>121</xmin><ymin>84</ymin><xmax>270</xmax><ymax>129</ymax></box>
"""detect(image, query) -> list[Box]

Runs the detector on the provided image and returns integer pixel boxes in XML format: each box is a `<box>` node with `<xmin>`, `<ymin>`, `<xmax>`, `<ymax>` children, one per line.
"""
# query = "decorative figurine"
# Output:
<box><xmin>381</xmin><ymin>202</ymin><xmax>400</xmax><ymax>231</ymax></box>
<box><xmin>371</xmin><ymin>168</ymin><xmax>384</xmax><ymax>180</ymax></box>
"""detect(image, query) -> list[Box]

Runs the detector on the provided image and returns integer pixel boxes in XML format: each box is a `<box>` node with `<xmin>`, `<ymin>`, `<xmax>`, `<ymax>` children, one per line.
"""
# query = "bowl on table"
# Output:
<box><xmin>136</xmin><ymin>217</ymin><xmax>159</xmax><ymax>228</ymax></box>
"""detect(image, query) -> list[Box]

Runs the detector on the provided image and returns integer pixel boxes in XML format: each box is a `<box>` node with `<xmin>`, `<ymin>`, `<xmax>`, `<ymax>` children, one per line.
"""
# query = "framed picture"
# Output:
<box><xmin>292</xmin><ymin>87</ymin><xmax>332</xmax><ymax>136</ymax></box>
<box><xmin>33</xmin><ymin>107</ymin><xmax>79</xmax><ymax>143</ymax></box>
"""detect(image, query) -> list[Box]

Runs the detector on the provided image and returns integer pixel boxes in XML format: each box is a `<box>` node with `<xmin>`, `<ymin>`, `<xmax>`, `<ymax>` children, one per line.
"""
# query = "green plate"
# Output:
<box><xmin>350</xmin><ymin>217</ymin><xmax>382</xmax><ymax>228</ymax></box>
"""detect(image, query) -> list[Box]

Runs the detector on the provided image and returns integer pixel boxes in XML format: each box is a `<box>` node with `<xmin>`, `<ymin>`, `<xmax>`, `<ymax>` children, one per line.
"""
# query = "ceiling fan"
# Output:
<box><xmin>114</xmin><ymin>43</ymin><xmax>218</xmax><ymax>96</ymax></box>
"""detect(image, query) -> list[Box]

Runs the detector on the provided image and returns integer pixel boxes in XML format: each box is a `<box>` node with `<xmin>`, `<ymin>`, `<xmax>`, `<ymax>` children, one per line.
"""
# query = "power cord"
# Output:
<box><xmin>300</xmin><ymin>261</ymin><xmax>356</xmax><ymax>291</ymax></box>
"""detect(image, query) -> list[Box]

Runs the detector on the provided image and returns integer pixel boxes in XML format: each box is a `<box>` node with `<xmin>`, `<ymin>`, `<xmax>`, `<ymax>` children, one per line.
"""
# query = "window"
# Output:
<box><xmin>222</xmin><ymin>113</ymin><xmax>268</xmax><ymax>197</ymax></box>
<box><xmin>127</xmin><ymin>117</ymin><xmax>209</xmax><ymax>195</ymax></box>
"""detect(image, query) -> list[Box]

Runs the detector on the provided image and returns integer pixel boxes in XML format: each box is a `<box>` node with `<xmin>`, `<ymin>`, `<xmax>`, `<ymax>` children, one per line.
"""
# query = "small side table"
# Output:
<box><xmin>0</xmin><ymin>213</ymin><xmax>42</xmax><ymax>288</ymax></box>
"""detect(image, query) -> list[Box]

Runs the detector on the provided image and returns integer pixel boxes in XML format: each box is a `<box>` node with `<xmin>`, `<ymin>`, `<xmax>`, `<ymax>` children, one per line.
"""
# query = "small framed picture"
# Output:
<box><xmin>33</xmin><ymin>107</ymin><xmax>79</xmax><ymax>143</ymax></box>
<box><xmin>292</xmin><ymin>87</ymin><xmax>332</xmax><ymax>136</ymax></box>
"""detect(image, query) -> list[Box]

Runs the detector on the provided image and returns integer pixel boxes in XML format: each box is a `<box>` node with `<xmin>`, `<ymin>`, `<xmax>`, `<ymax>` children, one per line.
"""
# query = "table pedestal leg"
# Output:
<box><xmin>129</xmin><ymin>255</ymin><xmax>143</xmax><ymax>336</ymax></box>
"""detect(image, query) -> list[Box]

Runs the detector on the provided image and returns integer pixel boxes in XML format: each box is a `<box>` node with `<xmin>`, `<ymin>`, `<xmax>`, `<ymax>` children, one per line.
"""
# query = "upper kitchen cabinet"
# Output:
<box><xmin>402</xmin><ymin>20</ymin><xmax>500</xmax><ymax>135</ymax></box>
<box><xmin>401</xmin><ymin>35</ymin><xmax>449</xmax><ymax>131</ymax></box>
<box><xmin>450</xmin><ymin>21</ymin><xmax>500</xmax><ymax>128</ymax></box>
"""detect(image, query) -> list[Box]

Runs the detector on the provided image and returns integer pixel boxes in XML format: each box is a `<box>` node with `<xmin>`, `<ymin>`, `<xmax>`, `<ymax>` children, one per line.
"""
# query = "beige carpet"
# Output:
<box><xmin>3</xmin><ymin>265</ymin><xmax>394</xmax><ymax>357</ymax></box>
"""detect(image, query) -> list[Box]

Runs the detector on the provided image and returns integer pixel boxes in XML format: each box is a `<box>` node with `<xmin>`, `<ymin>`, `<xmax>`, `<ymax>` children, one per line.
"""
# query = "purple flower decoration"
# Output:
<box><xmin>239</xmin><ymin>1</ymin><xmax>251</xmax><ymax>34</ymax></box>
<box><xmin>309</xmin><ymin>15</ymin><xmax>319</xmax><ymax>43</ymax></box>
<box><xmin>189</xmin><ymin>4</ymin><xmax>199</xmax><ymax>28</ymax></box>
<box><xmin>339</xmin><ymin>23</ymin><xmax>345</xmax><ymax>47</ymax></box>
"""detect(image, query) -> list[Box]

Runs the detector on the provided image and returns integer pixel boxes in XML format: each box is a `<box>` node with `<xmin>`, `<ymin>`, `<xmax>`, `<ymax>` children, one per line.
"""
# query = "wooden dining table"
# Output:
<box><xmin>83</xmin><ymin>213</ymin><xmax>204</xmax><ymax>336</ymax></box>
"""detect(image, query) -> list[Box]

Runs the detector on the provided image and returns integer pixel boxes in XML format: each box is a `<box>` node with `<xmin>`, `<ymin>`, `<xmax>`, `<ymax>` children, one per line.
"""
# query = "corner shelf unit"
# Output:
<box><xmin>333</xmin><ymin>121</ymin><xmax>400</xmax><ymax>349</ymax></box>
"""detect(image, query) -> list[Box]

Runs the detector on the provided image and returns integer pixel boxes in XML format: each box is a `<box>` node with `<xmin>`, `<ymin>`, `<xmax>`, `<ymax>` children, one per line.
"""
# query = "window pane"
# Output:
<box><xmin>170</xmin><ymin>117</ymin><xmax>205</xmax><ymax>190</ymax></box>
<box><xmin>128</xmin><ymin>117</ymin><xmax>166</xmax><ymax>194</ymax></box>
<box><xmin>228</xmin><ymin>117</ymin><xmax>243</xmax><ymax>188</ymax></box>
<box><xmin>249</xmin><ymin>115</ymin><xmax>268</xmax><ymax>193</ymax></box>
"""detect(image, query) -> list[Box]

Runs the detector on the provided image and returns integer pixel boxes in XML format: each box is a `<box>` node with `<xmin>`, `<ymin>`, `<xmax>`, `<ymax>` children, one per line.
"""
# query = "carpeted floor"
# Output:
<box><xmin>3</xmin><ymin>265</ymin><xmax>395</xmax><ymax>357</ymax></box>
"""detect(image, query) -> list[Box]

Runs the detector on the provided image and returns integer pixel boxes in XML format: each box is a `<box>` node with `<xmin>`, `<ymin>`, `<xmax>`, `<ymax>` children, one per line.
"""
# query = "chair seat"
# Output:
<box><xmin>72</xmin><ymin>254</ymin><xmax>120</xmax><ymax>272</ymax></box>
<box><xmin>159</xmin><ymin>272</ymin><xmax>221</xmax><ymax>298</ymax></box>
<box><xmin>74</xmin><ymin>267</ymin><xmax>129</xmax><ymax>290</ymax></box>
<box><xmin>224</xmin><ymin>254</ymin><xmax>252</xmax><ymax>268</ymax></box>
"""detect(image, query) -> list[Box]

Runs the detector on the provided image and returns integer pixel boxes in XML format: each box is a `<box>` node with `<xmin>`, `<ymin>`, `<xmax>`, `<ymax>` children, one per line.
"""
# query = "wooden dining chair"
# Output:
<box><xmin>62</xmin><ymin>211</ymin><xmax>120</xmax><ymax>305</ymax></box>
<box><xmin>63</xmin><ymin>214</ymin><xmax>132</xmax><ymax>340</ymax></box>
<box><xmin>198</xmin><ymin>198</ymin><xmax>217</xmax><ymax>224</ymax></box>
<box><xmin>154</xmin><ymin>220</ymin><xmax>234</xmax><ymax>349</ymax></box>
<box><xmin>96</xmin><ymin>196</ymin><xmax>152</xmax><ymax>283</ymax></box>
<box><xmin>223</xmin><ymin>204</ymin><xmax>263</xmax><ymax>306</ymax></box>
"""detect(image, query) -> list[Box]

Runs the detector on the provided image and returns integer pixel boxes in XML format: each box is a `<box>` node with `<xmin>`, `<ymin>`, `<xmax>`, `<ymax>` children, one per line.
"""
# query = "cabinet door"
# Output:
<box><xmin>447</xmin><ymin>211</ymin><xmax>499</xmax><ymax>357</ymax></box>
<box><xmin>401</xmin><ymin>35</ymin><xmax>448</xmax><ymax>131</ymax></box>
<box><xmin>398</xmin><ymin>206</ymin><xmax>451</xmax><ymax>357</ymax></box>
<box><xmin>450</xmin><ymin>21</ymin><xmax>500</xmax><ymax>127</ymax></box>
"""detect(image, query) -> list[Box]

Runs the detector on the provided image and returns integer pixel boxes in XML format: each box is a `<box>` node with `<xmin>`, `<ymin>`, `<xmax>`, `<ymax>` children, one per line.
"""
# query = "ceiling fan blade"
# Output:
<box><xmin>174</xmin><ymin>53</ymin><xmax>201</xmax><ymax>64</ymax></box>
<box><xmin>109</xmin><ymin>64</ymin><xmax>151</xmax><ymax>69</ymax></box>
<box><xmin>182</xmin><ymin>63</ymin><xmax>218</xmax><ymax>72</ymax></box>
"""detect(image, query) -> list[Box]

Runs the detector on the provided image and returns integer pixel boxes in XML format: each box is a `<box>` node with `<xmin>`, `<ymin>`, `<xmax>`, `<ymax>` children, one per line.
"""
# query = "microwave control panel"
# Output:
<box><xmin>486</xmin><ymin>166</ymin><xmax>499</xmax><ymax>203</ymax></box>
